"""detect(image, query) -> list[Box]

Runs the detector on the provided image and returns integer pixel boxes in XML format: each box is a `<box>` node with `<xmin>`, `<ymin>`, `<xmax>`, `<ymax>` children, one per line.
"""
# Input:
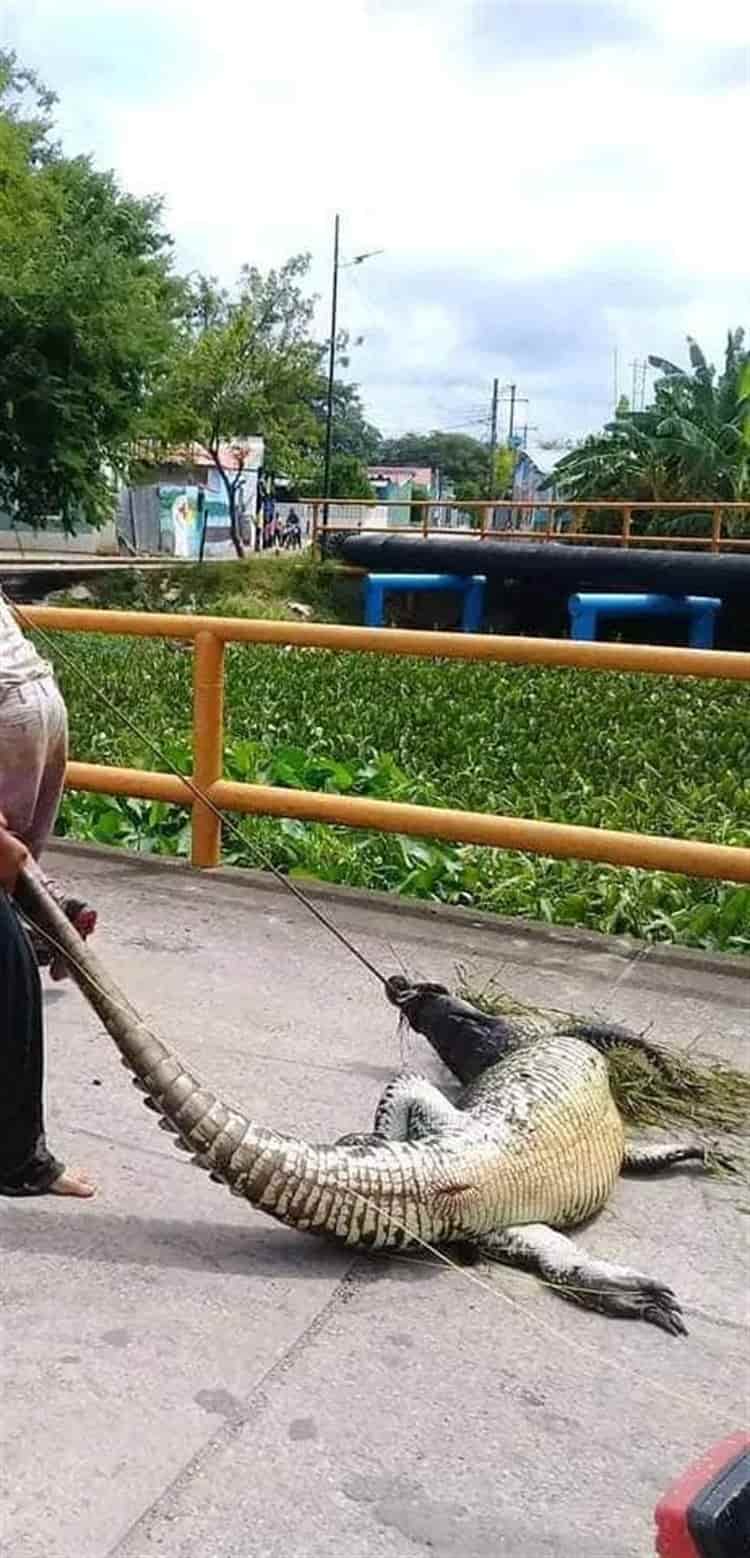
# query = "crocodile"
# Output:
<box><xmin>18</xmin><ymin>870</ymin><xmax>724</xmax><ymax>1338</ymax></box>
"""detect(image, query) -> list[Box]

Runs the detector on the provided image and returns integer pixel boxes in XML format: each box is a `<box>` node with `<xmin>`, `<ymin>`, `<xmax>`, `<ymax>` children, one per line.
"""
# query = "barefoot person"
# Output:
<box><xmin>0</xmin><ymin>817</ymin><xmax>94</xmax><ymax>1196</ymax></box>
<box><xmin>0</xmin><ymin>588</ymin><xmax>96</xmax><ymax>976</ymax></box>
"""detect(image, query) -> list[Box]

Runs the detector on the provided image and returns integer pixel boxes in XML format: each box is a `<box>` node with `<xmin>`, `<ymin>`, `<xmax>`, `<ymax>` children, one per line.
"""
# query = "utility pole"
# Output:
<box><xmin>507</xmin><ymin>383</ymin><xmax>517</xmax><ymax>446</ymax></box>
<box><xmin>321</xmin><ymin>217</ymin><xmax>383</xmax><ymax>533</ymax></box>
<box><xmin>497</xmin><ymin>384</ymin><xmax>528</xmax><ymax>445</ymax></box>
<box><xmin>613</xmin><ymin>348</ymin><xmax>619</xmax><ymax>413</ymax></box>
<box><xmin>322</xmin><ymin>213</ymin><xmax>341</xmax><ymax>533</ymax></box>
<box><xmin>487</xmin><ymin>377</ymin><xmax>499</xmax><ymax>497</ymax></box>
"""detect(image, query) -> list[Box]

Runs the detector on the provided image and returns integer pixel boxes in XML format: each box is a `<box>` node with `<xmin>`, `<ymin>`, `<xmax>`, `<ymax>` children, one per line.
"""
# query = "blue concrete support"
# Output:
<box><xmin>568</xmin><ymin>593</ymin><xmax>721</xmax><ymax>649</ymax></box>
<box><xmin>363</xmin><ymin>573</ymin><xmax>487</xmax><ymax>633</ymax></box>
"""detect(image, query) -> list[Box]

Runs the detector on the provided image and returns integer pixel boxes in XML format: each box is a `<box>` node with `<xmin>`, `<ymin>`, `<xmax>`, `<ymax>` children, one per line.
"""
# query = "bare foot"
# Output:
<box><xmin>49</xmin><ymin>1167</ymin><xmax>96</xmax><ymax>1198</ymax></box>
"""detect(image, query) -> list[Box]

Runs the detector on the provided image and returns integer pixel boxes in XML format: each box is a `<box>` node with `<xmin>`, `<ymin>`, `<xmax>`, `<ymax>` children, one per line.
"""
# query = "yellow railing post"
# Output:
<box><xmin>712</xmin><ymin>506</ymin><xmax>722</xmax><ymax>553</ymax></box>
<box><xmin>622</xmin><ymin>506</ymin><xmax>632</xmax><ymax>548</ymax></box>
<box><xmin>191</xmin><ymin>629</ymin><xmax>225</xmax><ymax>868</ymax></box>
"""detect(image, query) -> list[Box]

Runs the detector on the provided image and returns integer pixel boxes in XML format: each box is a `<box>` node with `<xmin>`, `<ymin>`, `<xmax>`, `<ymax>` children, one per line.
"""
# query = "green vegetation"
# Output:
<box><xmin>554</xmin><ymin>332</ymin><xmax>750</xmax><ymax>525</ymax></box>
<box><xmin>35</xmin><ymin>593</ymin><xmax>750</xmax><ymax>953</ymax></box>
<box><xmin>0</xmin><ymin>52</ymin><xmax>181</xmax><ymax>529</ymax></box>
<box><xmin>71</xmin><ymin>555</ymin><xmax>361</xmax><ymax>623</ymax></box>
<box><xmin>303</xmin><ymin>452</ymin><xmax>375</xmax><ymax>501</ymax></box>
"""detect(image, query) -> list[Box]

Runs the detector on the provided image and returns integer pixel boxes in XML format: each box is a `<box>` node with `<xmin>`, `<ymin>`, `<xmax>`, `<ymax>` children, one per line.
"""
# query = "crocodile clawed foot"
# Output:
<box><xmin>593</xmin><ymin>1273</ymin><xmax>687</xmax><ymax>1337</ymax></box>
<box><xmin>703</xmin><ymin>1146</ymin><xmax>739</xmax><ymax>1175</ymax></box>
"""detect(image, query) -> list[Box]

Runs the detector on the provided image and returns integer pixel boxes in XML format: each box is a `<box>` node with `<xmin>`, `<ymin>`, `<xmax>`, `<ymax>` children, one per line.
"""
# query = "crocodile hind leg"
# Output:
<box><xmin>477</xmin><ymin>1224</ymin><xmax>687</xmax><ymax>1337</ymax></box>
<box><xmin>336</xmin><ymin>1073</ymin><xmax>461</xmax><ymax>1147</ymax></box>
<box><xmin>623</xmin><ymin>1141</ymin><xmax>735</xmax><ymax>1174</ymax></box>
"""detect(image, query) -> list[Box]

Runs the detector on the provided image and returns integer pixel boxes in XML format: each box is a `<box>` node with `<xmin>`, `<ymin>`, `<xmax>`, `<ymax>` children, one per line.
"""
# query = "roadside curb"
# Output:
<box><xmin>50</xmin><ymin>835</ymin><xmax>750</xmax><ymax>986</ymax></box>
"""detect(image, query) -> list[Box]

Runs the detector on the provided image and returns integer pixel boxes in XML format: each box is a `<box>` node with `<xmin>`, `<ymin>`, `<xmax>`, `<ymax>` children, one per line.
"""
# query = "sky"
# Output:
<box><xmin>3</xmin><ymin>0</ymin><xmax>749</xmax><ymax>447</ymax></box>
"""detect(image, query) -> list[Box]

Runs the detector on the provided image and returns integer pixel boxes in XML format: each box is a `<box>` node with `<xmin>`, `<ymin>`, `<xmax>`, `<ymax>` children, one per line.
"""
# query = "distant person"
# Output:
<box><xmin>261</xmin><ymin>495</ymin><xmax>278</xmax><ymax>551</ymax></box>
<box><xmin>283</xmin><ymin>509</ymin><xmax>302</xmax><ymax>550</ymax></box>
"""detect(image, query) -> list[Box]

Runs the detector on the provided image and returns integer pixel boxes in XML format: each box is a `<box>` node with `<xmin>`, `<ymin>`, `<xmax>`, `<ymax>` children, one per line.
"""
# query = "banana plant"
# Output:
<box><xmin>552</xmin><ymin>329</ymin><xmax>750</xmax><ymax>513</ymax></box>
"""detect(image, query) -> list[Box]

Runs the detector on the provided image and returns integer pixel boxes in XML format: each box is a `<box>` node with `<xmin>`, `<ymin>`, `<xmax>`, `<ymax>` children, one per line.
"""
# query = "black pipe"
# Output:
<box><xmin>340</xmin><ymin>534</ymin><xmax>750</xmax><ymax>600</ymax></box>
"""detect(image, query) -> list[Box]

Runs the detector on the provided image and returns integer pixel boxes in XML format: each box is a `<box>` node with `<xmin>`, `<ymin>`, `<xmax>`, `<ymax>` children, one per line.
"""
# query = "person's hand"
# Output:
<box><xmin>0</xmin><ymin>817</ymin><xmax>28</xmax><ymax>891</ymax></box>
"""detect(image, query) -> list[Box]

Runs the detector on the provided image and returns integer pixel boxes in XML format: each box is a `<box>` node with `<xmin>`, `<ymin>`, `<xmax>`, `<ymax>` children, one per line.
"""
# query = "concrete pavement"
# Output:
<box><xmin>1</xmin><ymin>842</ymin><xmax>748</xmax><ymax>1558</ymax></box>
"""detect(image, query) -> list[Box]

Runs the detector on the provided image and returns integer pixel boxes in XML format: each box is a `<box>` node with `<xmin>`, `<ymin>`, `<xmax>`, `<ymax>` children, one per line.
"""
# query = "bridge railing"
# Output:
<box><xmin>308</xmin><ymin>500</ymin><xmax>750</xmax><ymax>550</ymax></box>
<box><xmin>21</xmin><ymin>605</ymin><xmax>750</xmax><ymax>884</ymax></box>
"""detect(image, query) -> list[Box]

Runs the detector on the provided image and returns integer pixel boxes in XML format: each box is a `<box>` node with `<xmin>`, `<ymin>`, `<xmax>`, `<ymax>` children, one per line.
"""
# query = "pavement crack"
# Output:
<box><xmin>104</xmin><ymin>1254</ymin><xmax>366</xmax><ymax>1557</ymax></box>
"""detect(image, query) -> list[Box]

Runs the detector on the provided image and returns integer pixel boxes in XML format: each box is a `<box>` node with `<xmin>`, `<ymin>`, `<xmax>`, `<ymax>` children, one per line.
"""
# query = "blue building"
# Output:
<box><xmin>493</xmin><ymin>444</ymin><xmax>571</xmax><ymax>532</ymax></box>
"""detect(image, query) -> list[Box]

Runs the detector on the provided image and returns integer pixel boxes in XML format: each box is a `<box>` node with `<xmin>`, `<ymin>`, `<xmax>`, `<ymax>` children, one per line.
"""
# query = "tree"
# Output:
<box><xmin>312</xmin><ymin>376</ymin><xmax>381</xmax><ymax>463</ymax></box>
<box><xmin>377</xmin><ymin>431</ymin><xmax>492</xmax><ymax>500</ymax></box>
<box><xmin>410</xmin><ymin>483</ymin><xmax>430</xmax><ymax>525</ymax></box>
<box><xmin>492</xmin><ymin>446</ymin><xmax>516</xmax><ymax>496</ymax></box>
<box><xmin>301</xmin><ymin>452</ymin><xmax>374</xmax><ymax>501</ymax></box>
<box><xmin>648</xmin><ymin>332</ymin><xmax>750</xmax><ymax>501</ymax></box>
<box><xmin>330</xmin><ymin>453</ymin><xmax>374</xmax><ymax>499</ymax></box>
<box><xmin>0</xmin><ymin>51</ymin><xmax>181</xmax><ymax>530</ymax></box>
<box><xmin>552</xmin><ymin>332</ymin><xmax>750</xmax><ymax>525</ymax></box>
<box><xmin>151</xmin><ymin>258</ymin><xmax>323</xmax><ymax>555</ymax></box>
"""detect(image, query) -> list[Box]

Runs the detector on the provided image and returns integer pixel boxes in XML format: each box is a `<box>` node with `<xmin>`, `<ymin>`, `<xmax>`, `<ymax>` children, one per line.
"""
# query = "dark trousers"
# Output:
<box><xmin>0</xmin><ymin>889</ymin><xmax>62</xmax><ymax>1193</ymax></box>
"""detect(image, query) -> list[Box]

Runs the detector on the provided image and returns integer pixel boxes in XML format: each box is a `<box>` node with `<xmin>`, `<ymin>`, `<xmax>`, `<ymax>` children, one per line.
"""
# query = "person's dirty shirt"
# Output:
<box><xmin>0</xmin><ymin>591</ymin><xmax>52</xmax><ymax>689</ymax></box>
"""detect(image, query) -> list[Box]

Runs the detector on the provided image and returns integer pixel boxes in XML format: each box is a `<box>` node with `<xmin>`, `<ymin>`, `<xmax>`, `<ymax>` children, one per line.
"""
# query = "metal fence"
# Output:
<box><xmin>22</xmin><ymin>605</ymin><xmax>750</xmax><ymax>885</ymax></box>
<box><xmin>309</xmin><ymin>500</ymin><xmax>750</xmax><ymax>551</ymax></box>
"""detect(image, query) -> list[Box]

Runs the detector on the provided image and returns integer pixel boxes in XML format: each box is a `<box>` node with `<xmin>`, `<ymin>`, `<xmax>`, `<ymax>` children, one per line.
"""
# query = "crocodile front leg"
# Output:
<box><xmin>477</xmin><ymin>1224</ymin><xmax>687</xmax><ymax>1337</ymax></box>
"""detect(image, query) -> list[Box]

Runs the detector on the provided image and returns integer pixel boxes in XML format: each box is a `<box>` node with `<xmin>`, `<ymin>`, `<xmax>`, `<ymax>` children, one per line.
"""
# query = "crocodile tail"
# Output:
<box><xmin>14</xmin><ymin>869</ymin><xmax>427</xmax><ymax>1249</ymax></box>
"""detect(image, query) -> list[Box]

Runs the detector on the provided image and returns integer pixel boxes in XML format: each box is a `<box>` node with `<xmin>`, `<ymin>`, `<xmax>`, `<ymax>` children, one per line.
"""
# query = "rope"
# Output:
<box><xmin>10</xmin><ymin>601</ymin><xmax>388</xmax><ymax>988</ymax></box>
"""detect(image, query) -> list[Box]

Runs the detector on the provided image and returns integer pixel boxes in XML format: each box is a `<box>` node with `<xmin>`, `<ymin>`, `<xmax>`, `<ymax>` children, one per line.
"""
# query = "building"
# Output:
<box><xmin>365</xmin><ymin>465</ymin><xmax>460</xmax><ymax>528</ymax></box>
<box><xmin>367</xmin><ymin>464</ymin><xmax>435</xmax><ymax>493</ymax></box>
<box><xmin>120</xmin><ymin>440</ymin><xmax>264</xmax><ymax>557</ymax></box>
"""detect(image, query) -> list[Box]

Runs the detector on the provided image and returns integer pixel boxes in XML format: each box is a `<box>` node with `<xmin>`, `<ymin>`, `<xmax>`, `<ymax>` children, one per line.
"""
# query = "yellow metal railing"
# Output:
<box><xmin>310</xmin><ymin>499</ymin><xmax>750</xmax><ymax>550</ymax></box>
<box><xmin>22</xmin><ymin>605</ymin><xmax>750</xmax><ymax>884</ymax></box>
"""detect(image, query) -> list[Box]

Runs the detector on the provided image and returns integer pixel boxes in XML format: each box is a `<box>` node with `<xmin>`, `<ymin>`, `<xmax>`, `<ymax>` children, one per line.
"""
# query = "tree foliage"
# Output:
<box><xmin>0</xmin><ymin>51</ymin><xmax>181</xmax><ymax>529</ymax></box>
<box><xmin>377</xmin><ymin>430</ymin><xmax>494</xmax><ymax>501</ymax></box>
<box><xmin>314</xmin><ymin>376</ymin><xmax>382</xmax><ymax>463</ymax></box>
<box><xmin>553</xmin><ymin>332</ymin><xmax>750</xmax><ymax>526</ymax></box>
<box><xmin>327</xmin><ymin>452</ymin><xmax>375</xmax><ymax>500</ymax></box>
<box><xmin>150</xmin><ymin>258</ymin><xmax>323</xmax><ymax>553</ymax></box>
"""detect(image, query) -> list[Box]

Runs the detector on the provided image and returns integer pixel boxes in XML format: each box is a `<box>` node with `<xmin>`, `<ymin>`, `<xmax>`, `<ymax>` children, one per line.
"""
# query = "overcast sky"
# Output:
<box><xmin>4</xmin><ymin>0</ymin><xmax>749</xmax><ymax>444</ymax></box>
